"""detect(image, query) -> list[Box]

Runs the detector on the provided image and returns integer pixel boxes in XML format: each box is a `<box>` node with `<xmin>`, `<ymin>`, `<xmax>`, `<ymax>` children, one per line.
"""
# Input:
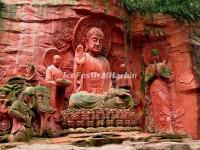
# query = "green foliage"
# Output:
<box><xmin>0</xmin><ymin>0</ymin><xmax>4</xmax><ymax>18</ymax></box>
<box><xmin>122</xmin><ymin>0</ymin><xmax>200</xmax><ymax>22</ymax></box>
<box><xmin>151</xmin><ymin>48</ymin><xmax>159</xmax><ymax>56</ymax></box>
<box><xmin>193</xmin><ymin>23</ymin><xmax>200</xmax><ymax>37</ymax></box>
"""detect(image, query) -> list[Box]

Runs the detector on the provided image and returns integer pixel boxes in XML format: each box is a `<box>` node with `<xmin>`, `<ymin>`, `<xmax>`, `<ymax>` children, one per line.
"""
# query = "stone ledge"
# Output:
<box><xmin>1</xmin><ymin>132</ymin><xmax>196</xmax><ymax>150</ymax></box>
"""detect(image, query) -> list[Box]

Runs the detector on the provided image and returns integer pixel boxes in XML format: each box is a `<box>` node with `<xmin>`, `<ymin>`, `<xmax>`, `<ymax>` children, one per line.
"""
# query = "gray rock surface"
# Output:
<box><xmin>3</xmin><ymin>140</ymin><xmax>200</xmax><ymax>150</ymax></box>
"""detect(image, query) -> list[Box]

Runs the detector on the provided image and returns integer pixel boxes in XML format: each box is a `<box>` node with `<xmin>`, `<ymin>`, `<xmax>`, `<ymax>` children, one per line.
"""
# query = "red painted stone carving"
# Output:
<box><xmin>170</xmin><ymin>105</ymin><xmax>185</xmax><ymax>132</ymax></box>
<box><xmin>45</xmin><ymin>55</ymin><xmax>71</xmax><ymax>112</ymax></box>
<box><xmin>44</xmin><ymin>27</ymin><xmax>75</xmax><ymax>97</ymax></box>
<box><xmin>0</xmin><ymin>0</ymin><xmax>197</xmax><ymax>140</ymax></box>
<box><xmin>73</xmin><ymin>16</ymin><xmax>112</xmax><ymax>94</ymax></box>
<box><xmin>0</xmin><ymin>95</ymin><xmax>11</xmax><ymax>135</ymax></box>
<box><xmin>53</xmin><ymin>28</ymin><xmax>73</xmax><ymax>53</ymax></box>
<box><xmin>73</xmin><ymin>32</ymin><xmax>112</xmax><ymax>93</ymax></box>
<box><xmin>15</xmin><ymin>63</ymin><xmax>45</xmax><ymax>86</ymax></box>
<box><xmin>61</xmin><ymin>109</ymin><xmax>139</xmax><ymax>128</ymax></box>
<box><xmin>72</xmin><ymin>16</ymin><xmax>111</xmax><ymax>57</ymax></box>
<box><xmin>108</xmin><ymin>47</ymin><xmax>126</xmax><ymax>74</ymax></box>
<box><xmin>144</xmin><ymin>43</ymin><xmax>174</xmax><ymax>133</ymax></box>
<box><xmin>52</xmin><ymin>28</ymin><xmax>74</xmax><ymax>74</ymax></box>
<box><xmin>0</xmin><ymin>67</ymin><xmax>6</xmax><ymax>84</ymax></box>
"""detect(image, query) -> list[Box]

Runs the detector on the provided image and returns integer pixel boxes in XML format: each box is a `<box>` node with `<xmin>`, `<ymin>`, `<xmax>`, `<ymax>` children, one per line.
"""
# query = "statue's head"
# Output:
<box><xmin>20</xmin><ymin>90</ymin><xmax>32</xmax><ymax>103</ymax></box>
<box><xmin>85</xmin><ymin>27</ymin><xmax>104</xmax><ymax>56</ymax></box>
<box><xmin>53</xmin><ymin>55</ymin><xmax>61</xmax><ymax>68</ymax></box>
<box><xmin>26</xmin><ymin>63</ymin><xmax>35</xmax><ymax>74</ymax></box>
<box><xmin>150</xmin><ymin>48</ymin><xmax>160</xmax><ymax>62</ymax></box>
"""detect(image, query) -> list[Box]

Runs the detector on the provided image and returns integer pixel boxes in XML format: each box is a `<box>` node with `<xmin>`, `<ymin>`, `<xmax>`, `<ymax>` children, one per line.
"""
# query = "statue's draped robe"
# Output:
<box><xmin>74</xmin><ymin>52</ymin><xmax>112</xmax><ymax>94</ymax></box>
<box><xmin>72</xmin><ymin>52</ymin><xmax>114</xmax><ymax>108</ymax></box>
<box><xmin>150</xmin><ymin>78</ymin><xmax>172</xmax><ymax>132</ymax></box>
<box><xmin>145</xmin><ymin>63</ymin><xmax>173</xmax><ymax>133</ymax></box>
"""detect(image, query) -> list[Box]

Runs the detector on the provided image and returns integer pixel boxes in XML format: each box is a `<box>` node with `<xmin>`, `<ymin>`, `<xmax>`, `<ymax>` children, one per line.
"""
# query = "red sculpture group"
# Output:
<box><xmin>0</xmin><ymin>15</ymin><xmax>178</xmax><ymax>142</ymax></box>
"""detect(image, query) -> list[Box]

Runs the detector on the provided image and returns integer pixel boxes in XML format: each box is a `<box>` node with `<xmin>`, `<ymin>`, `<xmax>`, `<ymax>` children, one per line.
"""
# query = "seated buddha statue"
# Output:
<box><xmin>68</xmin><ymin>27</ymin><xmax>134</xmax><ymax>109</ymax></box>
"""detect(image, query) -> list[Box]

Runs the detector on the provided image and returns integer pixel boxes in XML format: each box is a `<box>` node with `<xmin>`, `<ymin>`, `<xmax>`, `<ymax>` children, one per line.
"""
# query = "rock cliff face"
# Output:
<box><xmin>0</xmin><ymin>0</ymin><xmax>126</xmax><ymax>78</ymax></box>
<box><xmin>130</xmin><ymin>14</ymin><xmax>198</xmax><ymax>138</ymax></box>
<box><xmin>0</xmin><ymin>0</ymin><xmax>199</xmax><ymax>138</ymax></box>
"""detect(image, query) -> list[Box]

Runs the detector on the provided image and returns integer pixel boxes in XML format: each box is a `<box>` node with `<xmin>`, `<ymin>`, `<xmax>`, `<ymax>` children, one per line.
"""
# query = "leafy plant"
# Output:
<box><xmin>122</xmin><ymin>0</ymin><xmax>200</xmax><ymax>22</ymax></box>
<box><xmin>193</xmin><ymin>23</ymin><xmax>200</xmax><ymax>37</ymax></box>
<box><xmin>0</xmin><ymin>0</ymin><xmax>4</xmax><ymax>18</ymax></box>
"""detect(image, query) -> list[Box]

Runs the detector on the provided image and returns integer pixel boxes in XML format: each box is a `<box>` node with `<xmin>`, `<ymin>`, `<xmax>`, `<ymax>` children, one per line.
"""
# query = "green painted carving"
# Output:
<box><xmin>69</xmin><ymin>88</ymin><xmax>135</xmax><ymax>109</ymax></box>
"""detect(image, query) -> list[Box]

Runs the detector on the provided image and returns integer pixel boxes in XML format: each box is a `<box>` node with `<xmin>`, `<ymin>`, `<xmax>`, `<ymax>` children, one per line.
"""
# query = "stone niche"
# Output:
<box><xmin>0</xmin><ymin>0</ymin><xmax>199</xmax><ymax>140</ymax></box>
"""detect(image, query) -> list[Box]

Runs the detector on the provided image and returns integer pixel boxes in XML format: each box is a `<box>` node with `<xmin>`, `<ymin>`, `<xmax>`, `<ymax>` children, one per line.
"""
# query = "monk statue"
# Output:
<box><xmin>68</xmin><ymin>27</ymin><xmax>134</xmax><ymax>109</ymax></box>
<box><xmin>45</xmin><ymin>55</ymin><xmax>71</xmax><ymax>112</ymax></box>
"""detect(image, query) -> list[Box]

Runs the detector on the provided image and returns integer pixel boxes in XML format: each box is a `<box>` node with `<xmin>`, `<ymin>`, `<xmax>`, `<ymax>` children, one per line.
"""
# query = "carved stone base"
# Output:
<box><xmin>65</xmin><ymin>126</ymin><xmax>142</xmax><ymax>134</ymax></box>
<box><xmin>60</xmin><ymin>109</ymin><xmax>141</xmax><ymax>129</ymax></box>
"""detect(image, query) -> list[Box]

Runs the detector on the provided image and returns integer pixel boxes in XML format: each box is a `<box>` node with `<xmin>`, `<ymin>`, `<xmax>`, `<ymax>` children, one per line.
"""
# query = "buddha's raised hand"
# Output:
<box><xmin>75</xmin><ymin>44</ymin><xmax>85</xmax><ymax>65</ymax></box>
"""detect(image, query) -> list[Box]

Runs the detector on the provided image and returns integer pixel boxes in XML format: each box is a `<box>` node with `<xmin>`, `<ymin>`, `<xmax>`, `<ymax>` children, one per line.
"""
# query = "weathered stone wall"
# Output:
<box><xmin>0</xmin><ymin>0</ymin><xmax>126</xmax><ymax>80</ymax></box>
<box><xmin>131</xmin><ymin>14</ymin><xmax>198</xmax><ymax>138</ymax></box>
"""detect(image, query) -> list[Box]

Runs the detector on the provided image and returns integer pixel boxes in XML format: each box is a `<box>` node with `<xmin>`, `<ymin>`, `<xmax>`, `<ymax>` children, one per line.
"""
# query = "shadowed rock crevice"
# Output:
<box><xmin>190</xmin><ymin>33</ymin><xmax>200</xmax><ymax>138</ymax></box>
